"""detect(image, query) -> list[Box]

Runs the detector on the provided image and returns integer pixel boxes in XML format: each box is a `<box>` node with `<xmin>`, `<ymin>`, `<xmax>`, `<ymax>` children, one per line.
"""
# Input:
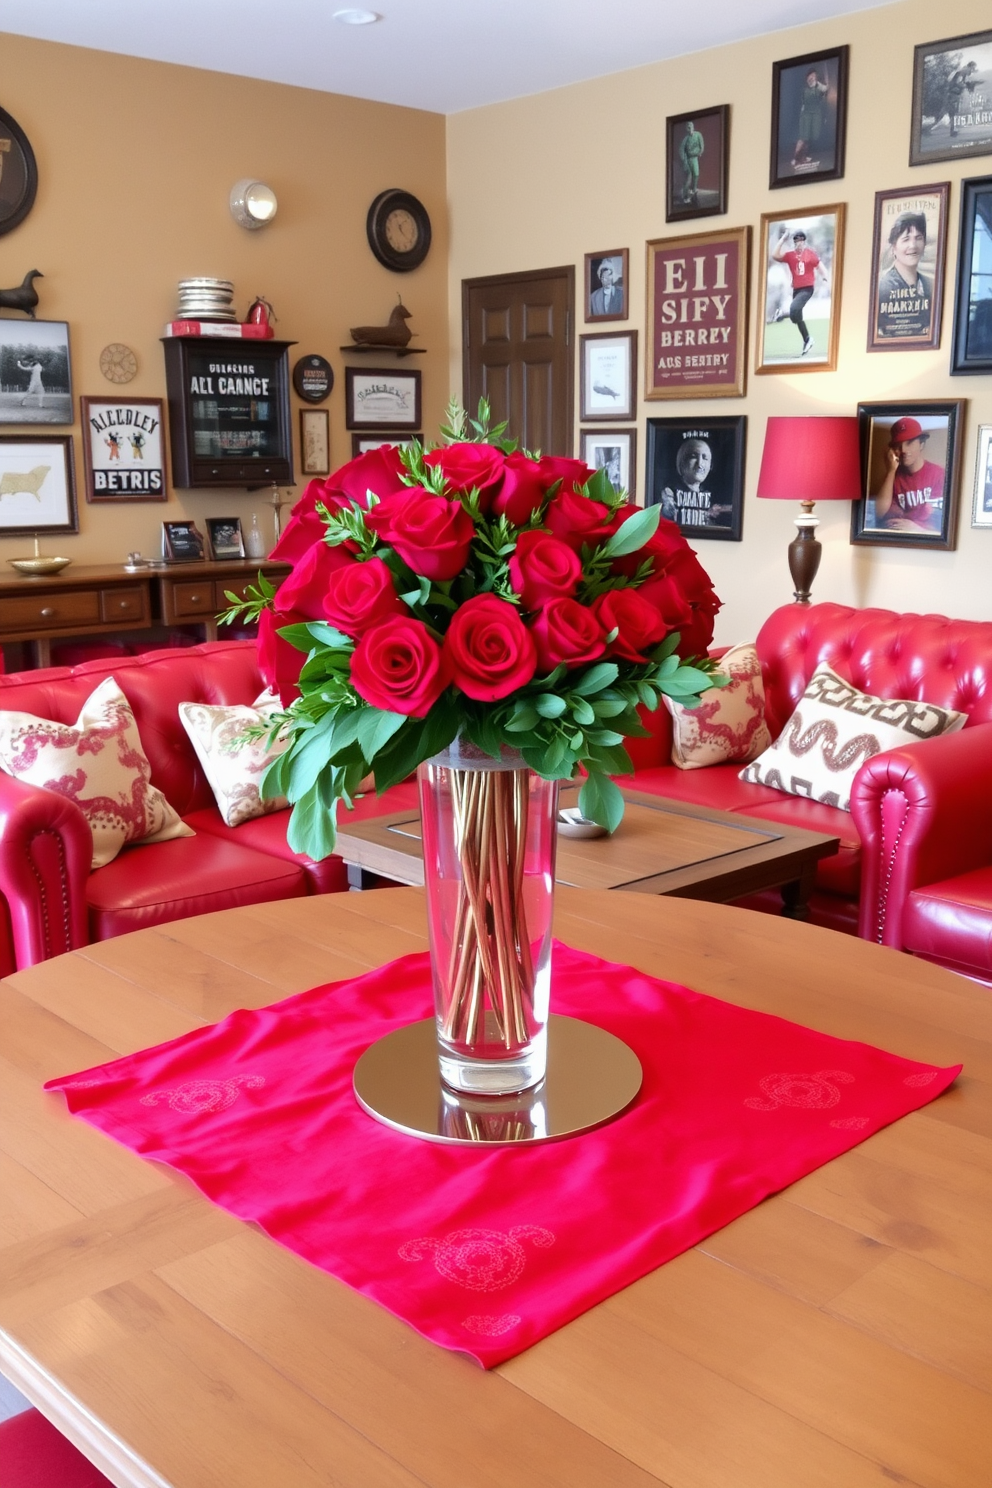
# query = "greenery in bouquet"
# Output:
<box><xmin>222</xmin><ymin>402</ymin><xmax>725</xmax><ymax>860</ymax></box>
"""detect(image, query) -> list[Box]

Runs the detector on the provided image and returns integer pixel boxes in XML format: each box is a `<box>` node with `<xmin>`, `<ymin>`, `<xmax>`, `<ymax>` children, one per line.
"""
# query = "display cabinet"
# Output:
<box><xmin>162</xmin><ymin>338</ymin><xmax>296</xmax><ymax>488</ymax></box>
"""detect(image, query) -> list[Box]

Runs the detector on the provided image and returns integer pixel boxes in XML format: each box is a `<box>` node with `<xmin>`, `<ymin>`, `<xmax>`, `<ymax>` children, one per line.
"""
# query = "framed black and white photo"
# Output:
<box><xmin>972</xmin><ymin>425</ymin><xmax>992</xmax><ymax>528</ymax></box>
<box><xmin>205</xmin><ymin>517</ymin><xmax>245</xmax><ymax>560</ymax></box>
<box><xmin>645</xmin><ymin>416</ymin><xmax>746</xmax><ymax>541</ymax></box>
<box><xmin>850</xmin><ymin>401</ymin><xmax>964</xmax><ymax>550</ymax></box>
<box><xmin>80</xmin><ymin>396</ymin><xmax>166</xmax><ymax>502</ymax></box>
<box><xmin>345</xmin><ymin>368</ymin><xmax>421</xmax><ymax>431</ymax></box>
<box><xmin>770</xmin><ymin>46</ymin><xmax>848</xmax><ymax>189</ymax></box>
<box><xmin>580</xmin><ymin>428</ymin><xmax>637</xmax><ymax>501</ymax></box>
<box><xmin>351</xmin><ymin>433</ymin><xmax>422</xmax><ymax>457</ymax></box>
<box><xmin>757</xmin><ymin>204</ymin><xmax>845</xmax><ymax>372</ymax></box>
<box><xmin>950</xmin><ymin>175</ymin><xmax>992</xmax><ymax>375</ymax></box>
<box><xmin>666</xmin><ymin>105</ymin><xmax>729</xmax><ymax>222</ymax></box>
<box><xmin>0</xmin><ymin>321</ymin><xmax>72</xmax><ymax>425</ymax></box>
<box><xmin>584</xmin><ymin>249</ymin><xmax>628</xmax><ymax>322</ymax></box>
<box><xmin>162</xmin><ymin>520</ymin><xmax>205</xmax><ymax>562</ymax></box>
<box><xmin>910</xmin><ymin>30</ymin><xmax>992</xmax><ymax>166</ymax></box>
<box><xmin>579</xmin><ymin>331</ymin><xmax>637</xmax><ymax>421</ymax></box>
<box><xmin>868</xmin><ymin>184</ymin><xmax>949</xmax><ymax>352</ymax></box>
<box><xmin>0</xmin><ymin>435</ymin><xmax>77</xmax><ymax>536</ymax></box>
<box><xmin>300</xmin><ymin>408</ymin><xmax>330</xmax><ymax>475</ymax></box>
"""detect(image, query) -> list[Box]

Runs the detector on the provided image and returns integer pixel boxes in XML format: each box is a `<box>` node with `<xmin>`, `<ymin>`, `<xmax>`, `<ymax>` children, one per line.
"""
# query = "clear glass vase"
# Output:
<box><xmin>419</xmin><ymin>739</ymin><xmax>559</xmax><ymax>1096</ymax></box>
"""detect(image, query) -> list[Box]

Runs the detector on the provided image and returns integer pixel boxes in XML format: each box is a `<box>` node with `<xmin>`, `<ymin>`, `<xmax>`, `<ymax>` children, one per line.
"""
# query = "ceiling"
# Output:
<box><xmin>0</xmin><ymin>0</ymin><xmax>894</xmax><ymax>113</ymax></box>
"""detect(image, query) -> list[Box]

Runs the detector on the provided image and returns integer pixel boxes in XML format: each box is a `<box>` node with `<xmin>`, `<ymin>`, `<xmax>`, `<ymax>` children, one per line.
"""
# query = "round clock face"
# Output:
<box><xmin>0</xmin><ymin>105</ymin><xmax>38</xmax><ymax>238</ymax></box>
<box><xmin>367</xmin><ymin>189</ymin><xmax>431</xmax><ymax>273</ymax></box>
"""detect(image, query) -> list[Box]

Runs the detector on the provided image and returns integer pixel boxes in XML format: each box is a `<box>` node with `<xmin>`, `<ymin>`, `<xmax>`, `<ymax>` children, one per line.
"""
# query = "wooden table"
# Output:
<box><xmin>0</xmin><ymin>889</ymin><xmax>988</xmax><ymax>1488</ymax></box>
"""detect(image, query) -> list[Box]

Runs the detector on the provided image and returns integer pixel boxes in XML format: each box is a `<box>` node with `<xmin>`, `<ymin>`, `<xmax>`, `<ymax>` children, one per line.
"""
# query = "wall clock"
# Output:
<box><xmin>366</xmin><ymin>189</ymin><xmax>432</xmax><ymax>273</ymax></box>
<box><xmin>0</xmin><ymin>105</ymin><xmax>38</xmax><ymax>238</ymax></box>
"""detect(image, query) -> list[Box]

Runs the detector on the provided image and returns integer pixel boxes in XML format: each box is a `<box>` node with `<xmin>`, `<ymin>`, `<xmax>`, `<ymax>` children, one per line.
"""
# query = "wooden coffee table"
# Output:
<box><xmin>337</xmin><ymin>785</ymin><xmax>839</xmax><ymax>917</ymax></box>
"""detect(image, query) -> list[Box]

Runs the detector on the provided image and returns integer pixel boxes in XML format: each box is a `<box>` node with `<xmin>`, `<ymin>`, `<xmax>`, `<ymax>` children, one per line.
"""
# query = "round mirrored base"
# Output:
<box><xmin>353</xmin><ymin>1015</ymin><xmax>642</xmax><ymax>1146</ymax></box>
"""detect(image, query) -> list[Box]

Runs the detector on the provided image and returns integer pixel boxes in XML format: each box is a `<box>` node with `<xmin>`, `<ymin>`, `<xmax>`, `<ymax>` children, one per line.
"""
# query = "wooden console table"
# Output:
<box><xmin>0</xmin><ymin>560</ymin><xmax>289</xmax><ymax>668</ymax></box>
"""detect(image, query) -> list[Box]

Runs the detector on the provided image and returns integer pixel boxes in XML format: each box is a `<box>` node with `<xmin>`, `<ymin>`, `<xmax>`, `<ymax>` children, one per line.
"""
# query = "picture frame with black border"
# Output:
<box><xmin>345</xmin><ymin>367</ymin><xmax>421</xmax><ymax>430</ymax></box>
<box><xmin>645</xmin><ymin>416</ymin><xmax>746</xmax><ymax>542</ymax></box>
<box><xmin>950</xmin><ymin>175</ymin><xmax>992</xmax><ymax>375</ymax></box>
<box><xmin>584</xmin><ymin>249</ymin><xmax>629</xmax><ymax>322</ymax></box>
<box><xmin>580</xmin><ymin>428</ymin><xmax>637</xmax><ymax>502</ymax></box>
<box><xmin>0</xmin><ymin>320</ymin><xmax>72</xmax><ymax>426</ymax></box>
<box><xmin>757</xmin><ymin>204</ymin><xmax>845</xmax><ymax>373</ymax></box>
<box><xmin>300</xmin><ymin>407</ymin><xmax>330</xmax><ymax>475</ymax></box>
<box><xmin>205</xmin><ymin>517</ymin><xmax>245</xmax><ymax>560</ymax></box>
<box><xmin>580</xmin><ymin>330</ymin><xmax>637</xmax><ymax>421</ymax></box>
<box><xmin>868</xmin><ymin>183</ymin><xmax>949</xmax><ymax>353</ymax></box>
<box><xmin>850</xmin><ymin>400</ymin><xmax>964</xmax><ymax>551</ymax></box>
<box><xmin>0</xmin><ymin>103</ymin><xmax>38</xmax><ymax>238</ymax></box>
<box><xmin>162</xmin><ymin>520</ymin><xmax>205</xmax><ymax>562</ymax></box>
<box><xmin>910</xmin><ymin>30</ymin><xmax>992</xmax><ymax>167</ymax></box>
<box><xmin>80</xmin><ymin>395</ymin><xmax>167</xmax><ymax>502</ymax></box>
<box><xmin>351</xmin><ymin>433</ymin><xmax>422</xmax><ymax>456</ymax></box>
<box><xmin>666</xmin><ymin>106</ymin><xmax>729</xmax><ymax>223</ymax></box>
<box><xmin>0</xmin><ymin>434</ymin><xmax>77</xmax><ymax>536</ymax></box>
<box><xmin>770</xmin><ymin>46</ymin><xmax>848</xmax><ymax>189</ymax></box>
<box><xmin>972</xmin><ymin>424</ymin><xmax>992</xmax><ymax>528</ymax></box>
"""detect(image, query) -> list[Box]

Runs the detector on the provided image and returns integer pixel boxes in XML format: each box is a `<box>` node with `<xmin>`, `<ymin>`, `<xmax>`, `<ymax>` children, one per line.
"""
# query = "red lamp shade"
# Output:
<box><xmin>757</xmin><ymin>416</ymin><xmax>862</xmax><ymax>503</ymax></box>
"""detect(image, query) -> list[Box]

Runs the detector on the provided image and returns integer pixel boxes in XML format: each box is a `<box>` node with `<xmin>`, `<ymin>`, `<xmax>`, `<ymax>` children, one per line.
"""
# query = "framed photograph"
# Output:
<box><xmin>770</xmin><ymin>46</ymin><xmax>848</xmax><ymax>189</ymax></box>
<box><xmin>584</xmin><ymin>249</ymin><xmax>629</xmax><ymax>322</ymax></box>
<box><xmin>580</xmin><ymin>428</ymin><xmax>637</xmax><ymax>501</ymax></box>
<box><xmin>645</xmin><ymin>416</ymin><xmax>746</xmax><ymax>541</ymax></box>
<box><xmin>950</xmin><ymin>175</ymin><xmax>992</xmax><ymax>375</ymax></box>
<box><xmin>345</xmin><ymin>368</ymin><xmax>421</xmax><ymax>431</ymax></box>
<box><xmin>910</xmin><ymin>31</ymin><xmax>992</xmax><ymax>166</ymax></box>
<box><xmin>666</xmin><ymin>106</ymin><xmax>729</xmax><ymax>222</ymax></box>
<box><xmin>0</xmin><ymin>321</ymin><xmax>72</xmax><ymax>425</ymax></box>
<box><xmin>646</xmin><ymin>227</ymin><xmax>750</xmax><ymax>400</ymax></box>
<box><xmin>972</xmin><ymin>425</ymin><xmax>992</xmax><ymax>528</ymax></box>
<box><xmin>579</xmin><ymin>331</ymin><xmax>637</xmax><ymax>421</ymax></box>
<box><xmin>79</xmin><ymin>396</ymin><xmax>166</xmax><ymax>503</ymax></box>
<box><xmin>162</xmin><ymin>520</ymin><xmax>205</xmax><ymax>562</ymax></box>
<box><xmin>0</xmin><ymin>104</ymin><xmax>38</xmax><ymax>238</ymax></box>
<box><xmin>850</xmin><ymin>401</ymin><xmax>964</xmax><ymax>550</ymax></box>
<box><xmin>868</xmin><ymin>184</ymin><xmax>949</xmax><ymax>352</ymax></box>
<box><xmin>300</xmin><ymin>408</ymin><xmax>330</xmax><ymax>475</ymax></box>
<box><xmin>205</xmin><ymin>517</ymin><xmax>245</xmax><ymax>560</ymax></box>
<box><xmin>757</xmin><ymin>204</ymin><xmax>845</xmax><ymax>373</ymax></box>
<box><xmin>351</xmin><ymin>433</ymin><xmax>422</xmax><ymax>456</ymax></box>
<box><xmin>0</xmin><ymin>435</ymin><xmax>77</xmax><ymax>536</ymax></box>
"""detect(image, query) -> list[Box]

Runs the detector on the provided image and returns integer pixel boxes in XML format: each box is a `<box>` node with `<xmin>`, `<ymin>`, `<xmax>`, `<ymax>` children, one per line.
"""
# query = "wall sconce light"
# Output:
<box><xmin>230</xmin><ymin>179</ymin><xmax>278</xmax><ymax>231</ymax></box>
<box><xmin>756</xmin><ymin>415</ymin><xmax>862</xmax><ymax>605</ymax></box>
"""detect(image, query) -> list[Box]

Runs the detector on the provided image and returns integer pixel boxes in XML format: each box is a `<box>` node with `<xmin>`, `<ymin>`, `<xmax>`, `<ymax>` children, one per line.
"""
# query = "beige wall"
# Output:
<box><xmin>0</xmin><ymin>33</ymin><xmax>447</xmax><ymax>568</ymax></box>
<box><xmin>446</xmin><ymin>0</ymin><xmax>992</xmax><ymax>643</ymax></box>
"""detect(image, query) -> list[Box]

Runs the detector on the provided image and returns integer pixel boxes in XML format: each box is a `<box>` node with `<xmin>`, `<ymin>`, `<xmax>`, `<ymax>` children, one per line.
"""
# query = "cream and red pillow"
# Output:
<box><xmin>0</xmin><ymin>676</ymin><xmax>193</xmax><ymax>870</ymax></box>
<box><xmin>178</xmin><ymin>689</ymin><xmax>289</xmax><ymax>828</ymax></box>
<box><xmin>665</xmin><ymin>642</ymin><xmax>772</xmax><ymax>770</ymax></box>
<box><xmin>738</xmin><ymin>664</ymin><xmax>967</xmax><ymax>811</ymax></box>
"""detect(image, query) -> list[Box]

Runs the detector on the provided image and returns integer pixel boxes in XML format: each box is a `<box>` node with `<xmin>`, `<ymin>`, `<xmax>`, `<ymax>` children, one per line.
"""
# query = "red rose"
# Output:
<box><xmin>508</xmin><ymin>529</ymin><xmax>582</xmax><ymax>610</ymax></box>
<box><xmin>364</xmin><ymin>489</ymin><xmax>474</xmax><ymax>581</ymax></box>
<box><xmin>424</xmin><ymin>443</ymin><xmax>505</xmax><ymax>508</ymax></box>
<box><xmin>270</xmin><ymin>479</ymin><xmax>333</xmax><ymax>563</ymax></box>
<box><xmin>350</xmin><ymin>616</ymin><xmax>448</xmax><ymax>717</ymax></box>
<box><xmin>530</xmin><ymin>598</ymin><xmax>606</xmax><ymax>673</ymax></box>
<box><xmin>258</xmin><ymin>607</ymin><xmax>307</xmax><ymax>705</ymax></box>
<box><xmin>443</xmin><ymin>594</ymin><xmax>537</xmax><ymax>701</ymax></box>
<box><xmin>322</xmin><ymin>557</ymin><xmax>405</xmax><ymax>636</ymax></box>
<box><xmin>609</xmin><ymin>512</ymin><xmax>686</xmax><ymax>579</ymax></box>
<box><xmin>544</xmin><ymin>489</ymin><xmax>613</xmax><ymax>551</ymax></box>
<box><xmin>324</xmin><ymin>445</ymin><xmax>408</xmax><ymax>507</ymax></box>
<box><xmin>491</xmin><ymin>452</ymin><xmax>549</xmax><ymax>524</ymax></box>
<box><xmin>538</xmin><ymin>455</ymin><xmax>593</xmax><ymax>495</ymax></box>
<box><xmin>274</xmin><ymin>536</ymin><xmax>354</xmax><ymax>622</ymax></box>
<box><xmin>636</xmin><ymin>569</ymin><xmax>694</xmax><ymax>631</ymax></box>
<box><xmin>592</xmin><ymin>589</ymin><xmax>667</xmax><ymax>661</ymax></box>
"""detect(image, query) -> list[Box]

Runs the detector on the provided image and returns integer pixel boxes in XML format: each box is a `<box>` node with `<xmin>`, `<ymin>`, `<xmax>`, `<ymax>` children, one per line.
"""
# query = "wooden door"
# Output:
<box><xmin>462</xmin><ymin>266</ymin><xmax>574</xmax><ymax>456</ymax></box>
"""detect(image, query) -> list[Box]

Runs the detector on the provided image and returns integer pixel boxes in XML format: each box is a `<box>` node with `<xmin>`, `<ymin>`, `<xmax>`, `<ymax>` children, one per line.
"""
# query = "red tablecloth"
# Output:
<box><xmin>46</xmin><ymin>944</ymin><xmax>959</xmax><ymax>1367</ymax></box>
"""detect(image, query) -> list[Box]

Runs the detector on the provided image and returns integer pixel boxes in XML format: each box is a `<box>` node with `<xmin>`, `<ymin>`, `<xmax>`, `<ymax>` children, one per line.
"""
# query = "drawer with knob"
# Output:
<box><xmin>99</xmin><ymin>586</ymin><xmax>148</xmax><ymax>624</ymax></box>
<box><xmin>0</xmin><ymin>590</ymin><xmax>101</xmax><ymax>636</ymax></box>
<box><xmin>168</xmin><ymin>582</ymin><xmax>216</xmax><ymax>619</ymax></box>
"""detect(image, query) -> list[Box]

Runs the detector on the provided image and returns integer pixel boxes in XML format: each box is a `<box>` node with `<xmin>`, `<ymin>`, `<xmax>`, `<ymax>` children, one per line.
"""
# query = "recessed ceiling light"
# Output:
<box><xmin>333</xmin><ymin>8</ymin><xmax>381</xmax><ymax>22</ymax></box>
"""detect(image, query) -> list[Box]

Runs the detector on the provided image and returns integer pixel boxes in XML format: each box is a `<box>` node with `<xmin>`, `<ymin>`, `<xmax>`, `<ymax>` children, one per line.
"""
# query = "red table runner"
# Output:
<box><xmin>46</xmin><ymin>944</ymin><xmax>959</xmax><ymax>1367</ymax></box>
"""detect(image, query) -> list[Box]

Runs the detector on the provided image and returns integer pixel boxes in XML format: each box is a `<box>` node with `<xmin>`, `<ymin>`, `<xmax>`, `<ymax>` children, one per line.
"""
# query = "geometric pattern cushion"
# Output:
<box><xmin>178</xmin><ymin>688</ymin><xmax>289</xmax><ymax>828</ymax></box>
<box><xmin>665</xmin><ymin>642</ymin><xmax>772</xmax><ymax>770</ymax></box>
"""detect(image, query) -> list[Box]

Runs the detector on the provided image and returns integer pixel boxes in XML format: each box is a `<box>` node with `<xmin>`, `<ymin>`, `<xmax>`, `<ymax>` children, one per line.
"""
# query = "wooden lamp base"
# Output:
<box><xmin>788</xmin><ymin>503</ymin><xmax>821</xmax><ymax>605</ymax></box>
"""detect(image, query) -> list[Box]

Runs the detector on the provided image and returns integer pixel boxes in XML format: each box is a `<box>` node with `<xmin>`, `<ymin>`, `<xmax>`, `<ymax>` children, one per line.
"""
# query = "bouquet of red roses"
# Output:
<box><xmin>224</xmin><ymin>404</ymin><xmax>723</xmax><ymax>859</ymax></box>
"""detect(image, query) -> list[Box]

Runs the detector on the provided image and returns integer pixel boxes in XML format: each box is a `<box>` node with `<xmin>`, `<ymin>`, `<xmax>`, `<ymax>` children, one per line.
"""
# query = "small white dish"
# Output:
<box><xmin>557</xmin><ymin>806</ymin><xmax>609</xmax><ymax>839</ymax></box>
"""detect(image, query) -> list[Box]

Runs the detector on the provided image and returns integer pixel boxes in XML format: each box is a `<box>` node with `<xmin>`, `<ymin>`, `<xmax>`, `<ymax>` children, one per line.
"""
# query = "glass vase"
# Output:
<box><xmin>418</xmin><ymin>739</ymin><xmax>559</xmax><ymax>1096</ymax></box>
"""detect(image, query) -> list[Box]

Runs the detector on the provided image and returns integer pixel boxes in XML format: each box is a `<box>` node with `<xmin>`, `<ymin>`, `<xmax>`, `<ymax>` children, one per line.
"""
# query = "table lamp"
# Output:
<box><xmin>756</xmin><ymin>415</ymin><xmax>861</xmax><ymax>604</ymax></box>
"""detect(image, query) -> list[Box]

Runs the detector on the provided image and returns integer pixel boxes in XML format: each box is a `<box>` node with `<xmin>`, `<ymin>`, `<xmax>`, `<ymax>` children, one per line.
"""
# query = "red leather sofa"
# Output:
<box><xmin>0</xmin><ymin>640</ymin><xmax>416</xmax><ymax>977</ymax></box>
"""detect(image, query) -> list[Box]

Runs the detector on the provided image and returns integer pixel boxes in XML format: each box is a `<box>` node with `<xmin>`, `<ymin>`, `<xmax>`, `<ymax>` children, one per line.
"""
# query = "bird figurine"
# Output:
<box><xmin>0</xmin><ymin>270</ymin><xmax>43</xmax><ymax>319</ymax></box>
<box><xmin>349</xmin><ymin>300</ymin><xmax>415</xmax><ymax>349</ymax></box>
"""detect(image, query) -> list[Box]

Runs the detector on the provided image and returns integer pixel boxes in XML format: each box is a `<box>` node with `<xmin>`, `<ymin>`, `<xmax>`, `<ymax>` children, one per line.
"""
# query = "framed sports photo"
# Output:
<box><xmin>868</xmin><ymin>184</ymin><xmax>949</xmax><ymax>352</ymax></box>
<box><xmin>299</xmin><ymin>407</ymin><xmax>330</xmax><ymax>475</ymax></box>
<box><xmin>950</xmin><ymin>175</ymin><xmax>992</xmax><ymax>375</ymax></box>
<box><xmin>910</xmin><ymin>30</ymin><xmax>992</xmax><ymax>166</ymax></box>
<box><xmin>757</xmin><ymin>204</ymin><xmax>845</xmax><ymax>373</ymax></box>
<box><xmin>345</xmin><ymin>368</ymin><xmax>421</xmax><ymax>431</ymax></box>
<box><xmin>645</xmin><ymin>416</ymin><xmax>746</xmax><ymax>542</ymax></box>
<box><xmin>351</xmin><ymin>433</ymin><xmax>422</xmax><ymax>456</ymax></box>
<box><xmin>850</xmin><ymin>400</ymin><xmax>964</xmax><ymax>551</ymax></box>
<box><xmin>162</xmin><ymin>520</ymin><xmax>205</xmax><ymax>562</ymax></box>
<box><xmin>666</xmin><ymin>105</ymin><xmax>729</xmax><ymax>223</ymax></box>
<box><xmin>579</xmin><ymin>331</ymin><xmax>637</xmax><ymax>422</ymax></box>
<box><xmin>584</xmin><ymin>249</ymin><xmax>628</xmax><ymax>322</ymax></box>
<box><xmin>645</xmin><ymin>227</ymin><xmax>750</xmax><ymax>400</ymax></box>
<box><xmin>580</xmin><ymin>428</ymin><xmax>637</xmax><ymax>502</ymax></box>
<box><xmin>0</xmin><ymin>435</ymin><xmax>77</xmax><ymax>536</ymax></box>
<box><xmin>80</xmin><ymin>396</ymin><xmax>167</xmax><ymax>502</ymax></box>
<box><xmin>972</xmin><ymin>425</ymin><xmax>992</xmax><ymax>528</ymax></box>
<box><xmin>205</xmin><ymin>517</ymin><xmax>245</xmax><ymax>560</ymax></box>
<box><xmin>0</xmin><ymin>320</ymin><xmax>72</xmax><ymax>426</ymax></box>
<box><xmin>770</xmin><ymin>46</ymin><xmax>848</xmax><ymax>189</ymax></box>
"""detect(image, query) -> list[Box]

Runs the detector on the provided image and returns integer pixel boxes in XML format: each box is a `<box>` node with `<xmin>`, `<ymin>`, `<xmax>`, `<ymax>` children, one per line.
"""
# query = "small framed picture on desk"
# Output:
<box><xmin>162</xmin><ymin>520</ymin><xmax>205</xmax><ymax>561</ymax></box>
<box><xmin>205</xmin><ymin>517</ymin><xmax>245</xmax><ymax>559</ymax></box>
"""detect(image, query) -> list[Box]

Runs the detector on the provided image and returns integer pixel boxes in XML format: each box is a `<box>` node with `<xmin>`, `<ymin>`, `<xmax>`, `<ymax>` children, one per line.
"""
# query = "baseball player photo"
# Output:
<box><xmin>853</xmin><ymin>404</ymin><xmax>963</xmax><ymax>549</ymax></box>
<box><xmin>759</xmin><ymin>207</ymin><xmax>844</xmax><ymax>371</ymax></box>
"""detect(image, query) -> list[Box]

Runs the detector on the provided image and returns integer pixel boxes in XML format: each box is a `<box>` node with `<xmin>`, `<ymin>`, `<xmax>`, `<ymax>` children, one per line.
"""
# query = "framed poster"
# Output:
<box><xmin>580</xmin><ymin>428</ymin><xmax>637</xmax><ymax>501</ymax></box>
<box><xmin>0</xmin><ymin>321</ymin><xmax>72</xmax><ymax>425</ymax></box>
<box><xmin>972</xmin><ymin>425</ymin><xmax>992</xmax><ymax>527</ymax></box>
<box><xmin>868</xmin><ymin>184</ymin><xmax>949</xmax><ymax>352</ymax></box>
<box><xmin>950</xmin><ymin>175</ymin><xmax>992</xmax><ymax>375</ymax></box>
<box><xmin>850</xmin><ymin>401</ymin><xmax>964</xmax><ymax>551</ymax></box>
<box><xmin>300</xmin><ymin>408</ymin><xmax>330</xmax><ymax>475</ymax></box>
<box><xmin>80</xmin><ymin>396</ymin><xmax>167</xmax><ymax>502</ymax></box>
<box><xmin>205</xmin><ymin>517</ymin><xmax>245</xmax><ymax>559</ymax></box>
<box><xmin>757</xmin><ymin>204</ymin><xmax>845</xmax><ymax>373</ymax></box>
<box><xmin>584</xmin><ymin>249</ymin><xmax>628</xmax><ymax>322</ymax></box>
<box><xmin>645</xmin><ymin>416</ymin><xmax>746</xmax><ymax>541</ymax></box>
<box><xmin>579</xmin><ymin>331</ymin><xmax>637</xmax><ymax>421</ymax></box>
<box><xmin>770</xmin><ymin>46</ymin><xmax>848</xmax><ymax>189</ymax></box>
<box><xmin>0</xmin><ymin>104</ymin><xmax>38</xmax><ymax>238</ymax></box>
<box><xmin>910</xmin><ymin>30</ymin><xmax>992</xmax><ymax>166</ymax></box>
<box><xmin>351</xmin><ymin>433</ymin><xmax>421</xmax><ymax>456</ymax></box>
<box><xmin>345</xmin><ymin>368</ymin><xmax>421</xmax><ymax>430</ymax></box>
<box><xmin>162</xmin><ymin>521</ymin><xmax>205</xmax><ymax>561</ymax></box>
<box><xmin>645</xmin><ymin>227</ymin><xmax>750</xmax><ymax>399</ymax></box>
<box><xmin>666</xmin><ymin>105</ymin><xmax>729</xmax><ymax>223</ymax></box>
<box><xmin>0</xmin><ymin>435</ymin><xmax>77</xmax><ymax>535</ymax></box>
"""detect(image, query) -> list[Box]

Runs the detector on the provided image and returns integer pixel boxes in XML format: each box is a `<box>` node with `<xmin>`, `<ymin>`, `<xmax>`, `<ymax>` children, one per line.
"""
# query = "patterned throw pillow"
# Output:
<box><xmin>739</xmin><ymin>664</ymin><xmax>967</xmax><ymax>811</ymax></box>
<box><xmin>178</xmin><ymin>689</ymin><xmax>289</xmax><ymax>828</ymax></box>
<box><xmin>0</xmin><ymin>676</ymin><xmax>194</xmax><ymax>870</ymax></box>
<box><xmin>665</xmin><ymin>642</ymin><xmax>772</xmax><ymax>770</ymax></box>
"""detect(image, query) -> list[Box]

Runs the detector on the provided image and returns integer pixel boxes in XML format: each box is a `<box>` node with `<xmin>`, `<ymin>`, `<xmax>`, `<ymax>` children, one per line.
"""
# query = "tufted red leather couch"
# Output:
<box><xmin>0</xmin><ymin>640</ymin><xmax>417</xmax><ymax>976</ymax></box>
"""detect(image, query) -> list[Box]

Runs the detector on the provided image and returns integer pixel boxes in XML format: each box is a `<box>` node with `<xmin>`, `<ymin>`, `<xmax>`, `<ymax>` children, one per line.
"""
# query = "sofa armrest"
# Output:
<box><xmin>850</xmin><ymin>725</ymin><xmax>992</xmax><ymax>948</ymax></box>
<box><xmin>0</xmin><ymin>774</ymin><xmax>92</xmax><ymax>969</ymax></box>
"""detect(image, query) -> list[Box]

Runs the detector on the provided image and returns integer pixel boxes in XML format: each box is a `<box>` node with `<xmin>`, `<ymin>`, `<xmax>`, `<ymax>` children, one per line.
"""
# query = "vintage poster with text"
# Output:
<box><xmin>646</xmin><ymin>227</ymin><xmax>750</xmax><ymax>399</ymax></box>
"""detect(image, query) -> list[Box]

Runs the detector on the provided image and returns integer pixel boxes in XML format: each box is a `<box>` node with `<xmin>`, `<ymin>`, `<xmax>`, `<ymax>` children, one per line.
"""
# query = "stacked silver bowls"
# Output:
<box><xmin>176</xmin><ymin>278</ymin><xmax>237</xmax><ymax>322</ymax></box>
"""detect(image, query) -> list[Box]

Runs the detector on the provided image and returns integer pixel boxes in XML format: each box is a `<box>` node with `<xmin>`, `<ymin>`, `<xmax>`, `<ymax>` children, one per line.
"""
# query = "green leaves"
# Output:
<box><xmin>600</xmin><ymin>504</ymin><xmax>661</xmax><ymax>558</ymax></box>
<box><xmin>571</xmin><ymin>662</ymin><xmax>619</xmax><ymax>696</ymax></box>
<box><xmin>578</xmin><ymin>771</ymin><xmax>625</xmax><ymax>833</ymax></box>
<box><xmin>216</xmin><ymin>572</ymin><xmax>275</xmax><ymax>628</ymax></box>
